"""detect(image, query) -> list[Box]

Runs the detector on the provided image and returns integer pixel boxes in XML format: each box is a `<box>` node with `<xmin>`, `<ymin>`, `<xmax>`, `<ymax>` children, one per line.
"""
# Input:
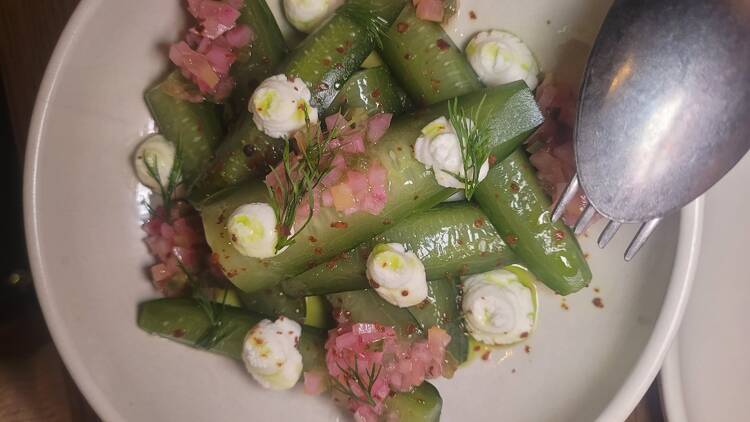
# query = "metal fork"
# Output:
<box><xmin>551</xmin><ymin>0</ymin><xmax>750</xmax><ymax>260</ymax></box>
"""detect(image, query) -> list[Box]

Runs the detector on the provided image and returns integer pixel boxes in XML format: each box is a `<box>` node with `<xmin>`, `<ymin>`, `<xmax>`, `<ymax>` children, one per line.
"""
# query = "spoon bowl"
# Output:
<box><xmin>576</xmin><ymin>0</ymin><xmax>750</xmax><ymax>223</ymax></box>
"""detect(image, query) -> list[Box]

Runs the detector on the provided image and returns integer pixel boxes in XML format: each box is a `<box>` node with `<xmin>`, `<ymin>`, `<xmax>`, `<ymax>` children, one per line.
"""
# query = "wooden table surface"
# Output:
<box><xmin>0</xmin><ymin>1</ymin><xmax>666</xmax><ymax>421</ymax></box>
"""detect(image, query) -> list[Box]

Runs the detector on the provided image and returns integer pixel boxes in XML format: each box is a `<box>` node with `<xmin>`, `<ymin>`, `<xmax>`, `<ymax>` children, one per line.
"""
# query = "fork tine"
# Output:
<box><xmin>597</xmin><ymin>220</ymin><xmax>621</xmax><ymax>248</ymax></box>
<box><xmin>624</xmin><ymin>218</ymin><xmax>662</xmax><ymax>261</ymax></box>
<box><xmin>551</xmin><ymin>174</ymin><xmax>579</xmax><ymax>223</ymax></box>
<box><xmin>574</xmin><ymin>204</ymin><xmax>597</xmax><ymax>236</ymax></box>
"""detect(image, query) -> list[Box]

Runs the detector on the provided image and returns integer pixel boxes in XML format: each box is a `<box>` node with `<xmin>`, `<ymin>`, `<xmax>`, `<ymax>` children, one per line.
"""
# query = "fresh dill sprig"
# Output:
<box><xmin>329</xmin><ymin>357</ymin><xmax>382</xmax><ymax>406</ymax></box>
<box><xmin>446</xmin><ymin>95</ymin><xmax>493</xmax><ymax>200</ymax></box>
<box><xmin>143</xmin><ymin>142</ymin><xmax>183</xmax><ymax>220</ymax></box>
<box><xmin>337</xmin><ymin>2</ymin><xmax>389</xmax><ymax>49</ymax></box>
<box><xmin>177</xmin><ymin>260</ymin><xmax>233</xmax><ymax>349</ymax></box>
<box><xmin>266</xmin><ymin>110</ymin><xmax>340</xmax><ymax>253</ymax></box>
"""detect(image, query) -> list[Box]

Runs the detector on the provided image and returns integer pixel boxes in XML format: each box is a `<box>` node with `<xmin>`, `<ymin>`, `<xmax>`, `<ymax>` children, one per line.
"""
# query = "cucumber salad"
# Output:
<box><xmin>135</xmin><ymin>0</ymin><xmax>592</xmax><ymax>420</ymax></box>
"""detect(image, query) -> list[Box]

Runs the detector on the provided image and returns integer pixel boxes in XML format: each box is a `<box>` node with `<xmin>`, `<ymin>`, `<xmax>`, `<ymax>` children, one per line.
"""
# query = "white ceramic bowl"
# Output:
<box><xmin>660</xmin><ymin>154</ymin><xmax>750</xmax><ymax>422</ymax></box>
<box><xmin>24</xmin><ymin>0</ymin><xmax>703</xmax><ymax>421</ymax></box>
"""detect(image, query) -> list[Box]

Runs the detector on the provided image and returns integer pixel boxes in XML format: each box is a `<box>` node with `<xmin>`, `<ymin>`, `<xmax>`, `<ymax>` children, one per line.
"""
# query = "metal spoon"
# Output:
<box><xmin>553</xmin><ymin>0</ymin><xmax>750</xmax><ymax>260</ymax></box>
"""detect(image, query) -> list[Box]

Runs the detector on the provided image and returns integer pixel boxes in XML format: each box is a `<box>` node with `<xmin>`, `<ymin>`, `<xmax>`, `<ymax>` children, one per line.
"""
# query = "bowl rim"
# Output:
<box><xmin>659</xmin><ymin>344</ymin><xmax>689</xmax><ymax>422</ymax></box>
<box><xmin>23</xmin><ymin>0</ymin><xmax>705</xmax><ymax>420</ymax></box>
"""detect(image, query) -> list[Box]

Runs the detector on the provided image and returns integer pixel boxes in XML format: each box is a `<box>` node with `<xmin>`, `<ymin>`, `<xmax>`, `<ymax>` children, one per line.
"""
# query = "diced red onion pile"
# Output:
<box><xmin>142</xmin><ymin>202</ymin><xmax>215</xmax><ymax>296</ymax></box>
<box><xmin>312</xmin><ymin>322</ymin><xmax>450</xmax><ymax>422</ymax></box>
<box><xmin>526</xmin><ymin>80</ymin><xmax>589</xmax><ymax>226</ymax></box>
<box><xmin>265</xmin><ymin>112</ymin><xmax>393</xmax><ymax>226</ymax></box>
<box><xmin>168</xmin><ymin>0</ymin><xmax>255</xmax><ymax>102</ymax></box>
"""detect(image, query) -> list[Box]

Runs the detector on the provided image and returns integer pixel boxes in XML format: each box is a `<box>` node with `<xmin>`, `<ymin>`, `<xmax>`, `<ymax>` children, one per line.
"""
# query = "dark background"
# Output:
<box><xmin>0</xmin><ymin>1</ymin><xmax>663</xmax><ymax>420</ymax></box>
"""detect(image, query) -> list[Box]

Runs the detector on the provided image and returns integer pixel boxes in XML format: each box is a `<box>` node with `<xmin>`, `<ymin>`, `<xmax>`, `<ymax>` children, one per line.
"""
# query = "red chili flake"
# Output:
<box><xmin>326</xmin><ymin>260</ymin><xmax>338</xmax><ymax>270</ymax></box>
<box><xmin>488</xmin><ymin>154</ymin><xmax>497</xmax><ymax>166</ymax></box>
<box><xmin>593</xmin><ymin>287</ymin><xmax>600</xmax><ymax>293</ymax></box>
<box><xmin>436</xmin><ymin>38</ymin><xmax>450</xmax><ymax>51</ymax></box>
<box><xmin>401</xmin><ymin>290</ymin><xmax>409</xmax><ymax>296</ymax></box>
<box><xmin>524</xmin><ymin>345</ymin><xmax>531</xmax><ymax>354</ymax></box>
<box><xmin>382</xmin><ymin>219</ymin><xmax>392</xmax><ymax>225</ymax></box>
<box><xmin>336</xmin><ymin>46</ymin><xmax>346</xmax><ymax>54</ymax></box>
<box><xmin>396</xmin><ymin>146</ymin><xmax>403</xmax><ymax>151</ymax></box>
<box><xmin>457</xmin><ymin>239</ymin><xmax>465</xmax><ymax>245</ymax></box>
<box><xmin>473</xmin><ymin>345</ymin><xmax>481</xmax><ymax>352</ymax></box>
<box><xmin>309</xmin><ymin>236</ymin><xmax>318</xmax><ymax>243</ymax></box>
<box><xmin>473</xmin><ymin>218</ymin><xmax>484</xmax><ymax>228</ymax></box>
<box><xmin>253</xmin><ymin>337</ymin><xmax>264</xmax><ymax>345</ymax></box>
<box><xmin>172</xmin><ymin>329</ymin><xmax>186</xmax><ymax>338</ymax></box>
<box><xmin>335</xmin><ymin>63</ymin><xmax>344</xmax><ymax>70</ymax></box>
<box><xmin>405</xmin><ymin>324</ymin><xmax>417</xmax><ymax>334</ymax></box>
<box><xmin>561</xmin><ymin>301</ymin><xmax>570</xmax><ymax>311</ymax></box>
<box><xmin>593</xmin><ymin>297</ymin><xmax>604</xmax><ymax>308</ymax></box>
<box><xmin>505</xmin><ymin>234</ymin><xmax>519</xmax><ymax>246</ymax></box>
<box><xmin>509</xmin><ymin>181</ymin><xmax>520</xmax><ymax>192</ymax></box>
<box><xmin>322</xmin><ymin>58</ymin><xmax>332</xmax><ymax>66</ymax></box>
<box><xmin>371</xmin><ymin>88</ymin><xmax>381</xmax><ymax>98</ymax></box>
<box><xmin>371</xmin><ymin>280</ymin><xmax>380</xmax><ymax>288</ymax></box>
<box><xmin>520</xmin><ymin>331</ymin><xmax>529</xmax><ymax>339</ymax></box>
<box><xmin>227</xmin><ymin>269</ymin><xmax>239</xmax><ymax>278</ymax></box>
<box><xmin>261</xmin><ymin>56</ymin><xmax>270</xmax><ymax>64</ymax></box>
<box><xmin>554</xmin><ymin>229</ymin><xmax>566</xmax><ymax>241</ymax></box>
<box><xmin>318</xmin><ymin>82</ymin><xmax>330</xmax><ymax>91</ymax></box>
<box><xmin>262</xmin><ymin>261</ymin><xmax>270</xmax><ymax>268</ymax></box>
<box><xmin>231</xmin><ymin>234</ymin><xmax>238</xmax><ymax>242</ymax></box>
<box><xmin>584</xmin><ymin>252</ymin><xmax>590</xmax><ymax>260</ymax></box>
<box><xmin>430</xmin><ymin>79</ymin><xmax>441</xmax><ymax>91</ymax></box>
<box><xmin>331</xmin><ymin>221</ymin><xmax>348</xmax><ymax>229</ymax></box>
<box><xmin>286</xmin><ymin>74</ymin><xmax>296</xmax><ymax>82</ymax></box>
<box><xmin>216</xmin><ymin>213</ymin><xmax>226</xmax><ymax>225</ymax></box>
<box><xmin>404</xmin><ymin>53</ymin><xmax>413</xmax><ymax>60</ymax></box>
<box><xmin>314</xmin><ymin>247</ymin><xmax>323</xmax><ymax>255</ymax></box>
<box><xmin>469</xmin><ymin>10</ymin><xmax>477</xmax><ymax>19</ymax></box>
<box><xmin>481</xmin><ymin>351</ymin><xmax>491</xmax><ymax>361</ymax></box>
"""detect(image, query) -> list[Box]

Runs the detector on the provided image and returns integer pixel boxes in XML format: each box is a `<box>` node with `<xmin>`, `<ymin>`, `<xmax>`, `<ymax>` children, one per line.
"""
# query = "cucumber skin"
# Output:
<box><xmin>408</xmin><ymin>279</ymin><xmax>468</xmax><ymax>365</ymax></box>
<box><xmin>379</xmin><ymin>4</ymin><xmax>483</xmax><ymax>106</ymax></box>
<box><xmin>475</xmin><ymin>150</ymin><xmax>592</xmax><ymax>295</ymax></box>
<box><xmin>330</xmin><ymin>66</ymin><xmax>413</xmax><ymax>115</ymax></box>
<box><xmin>282</xmin><ymin>0</ymin><xmax>406</xmax><ymax>115</ymax></box>
<box><xmin>281</xmin><ymin>203</ymin><xmax>518</xmax><ymax>297</ymax></box>
<box><xmin>137</xmin><ymin>298</ymin><xmax>326</xmax><ymax>371</ymax></box>
<box><xmin>326</xmin><ymin>289</ymin><xmax>423</xmax><ymax>339</ymax></box>
<box><xmin>383</xmin><ymin>382</ymin><xmax>442</xmax><ymax>422</ymax></box>
<box><xmin>145</xmin><ymin>71</ymin><xmax>224</xmax><ymax>184</ymax></box>
<box><xmin>188</xmin><ymin>117</ymin><xmax>284</xmax><ymax>206</ymax></box>
<box><xmin>229</xmin><ymin>0</ymin><xmax>288</xmax><ymax>113</ymax></box>
<box><xmin>201</xmin><ymin>85</ymin><xmax>540</xmax><ymax>293</ymax></box>
<box><xmin>237</xmin><ymin>286</ymin><xmax>306</xmax><ymax>323</ymax></box>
